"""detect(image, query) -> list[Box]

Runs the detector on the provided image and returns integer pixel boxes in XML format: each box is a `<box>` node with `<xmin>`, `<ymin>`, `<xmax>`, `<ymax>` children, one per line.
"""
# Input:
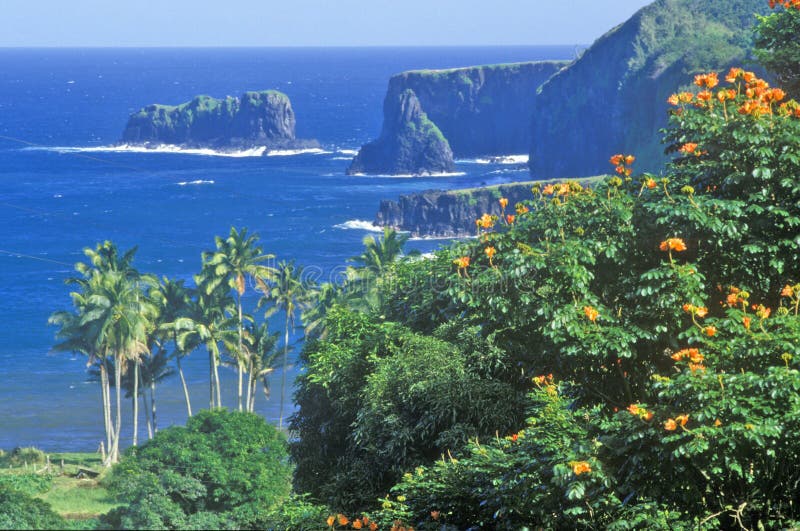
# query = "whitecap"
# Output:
<box><xmin>457</xmin><ymin>154</ymin><xmax>529</xmax><ymax>165</ymax></box>
<box><xmin>265</xmin><ymin>148</ymin><xmax>331</xmax><ymax>157</ymax></box>
<box><xmin>23</xmin><ymin>144</ymin><xmax>270</xmax><ymax>158</ymax></box>
<box><xmin>177</xmin><ymin>180</ymin><xmax>215</xmax><ymax>186</ymax></box>
<box><xmin>337</xmin><ymin>149</ymin><xmax>359</xmax><ymax>156</ymax></box>
<box><xmin>349</xmin><ymin>171</ymin><xmax>467</xmax><ymax>178</ymax></box>
<box><xmin>333</xmin><ymin>220</ymin><xmax>385</xmax><ymax>232</ymax></box>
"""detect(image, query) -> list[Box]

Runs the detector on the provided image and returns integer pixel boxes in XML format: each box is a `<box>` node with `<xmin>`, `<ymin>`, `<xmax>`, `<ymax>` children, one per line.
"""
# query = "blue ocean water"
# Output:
<box><xmin>0</xmin><ymin>47</ymin><xmax>575</xmax><ymax>450</ymax></box>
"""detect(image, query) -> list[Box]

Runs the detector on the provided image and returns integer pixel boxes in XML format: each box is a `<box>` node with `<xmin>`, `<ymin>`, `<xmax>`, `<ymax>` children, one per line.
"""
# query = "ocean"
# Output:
<box><xmin>0</xmin><ymin>46</ymin><xmax>575</xmax><ymax>450</ymax></box>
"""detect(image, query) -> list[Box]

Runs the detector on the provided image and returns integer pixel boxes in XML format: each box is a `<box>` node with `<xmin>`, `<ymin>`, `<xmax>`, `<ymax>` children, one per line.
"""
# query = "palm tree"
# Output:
<box><xmin>201</xmin><ymin>227</ymin><xmax>275</xmax><ymax>411</ymax></box>
<box><xmin>154</xmin><ymin>277</ymin><xmax>195</xmax><ymax>417</ymax></box>
<box><xmin>242</xmin><ymin>321</ymin><xmax>280</xmax><ymax>412</ymax></box>
<box><xmin>301</xmin><ymin>282</ymin><xmax>338</xmax><ymax>340</ymax></box>
<box><xmin>351</xmin><ymin>227</ymin><xmax>410</xmax><ymax>276</ymax></box>
<box><xmin>257</xmin><ymin>260</ymin><xmax>310</xmax><ymax>429</ymax></box>
<box><xmin>175</xmin><ymin>280</ymin><xmax>237</xmax><ymax>409</ymax></box>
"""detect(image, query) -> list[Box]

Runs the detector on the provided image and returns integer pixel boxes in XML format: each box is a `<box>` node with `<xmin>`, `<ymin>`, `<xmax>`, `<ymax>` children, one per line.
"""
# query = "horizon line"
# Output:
<box><xmin>0</xmin><ymin>44</ymin><xmax>589</xmax><ymax>50</ymax></box>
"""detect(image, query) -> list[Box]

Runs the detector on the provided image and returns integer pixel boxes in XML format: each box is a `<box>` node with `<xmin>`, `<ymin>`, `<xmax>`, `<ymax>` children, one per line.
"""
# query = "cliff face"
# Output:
<box><xmin>529</xmin><ymin>0</ymin><xmax>769</xmax><ymax>179</ymax></box>
<box><xmin>121</xmin><ymin>90</ymin><xmax>319</xmax><ymax>149</ymax></box>
<box><xmin>376</xmin><ymin>181</ymin><xmax>541</xmax><ymax>237</ymax></box>
<box><xmin>391</xmin><ymin>62</ymin><xmax>567</xmax><ymax>157</ymax></box>
<box><xmin>347</xmin><ymin>89</ymin><xmax>455</xmax><ymax>175</ymax></box>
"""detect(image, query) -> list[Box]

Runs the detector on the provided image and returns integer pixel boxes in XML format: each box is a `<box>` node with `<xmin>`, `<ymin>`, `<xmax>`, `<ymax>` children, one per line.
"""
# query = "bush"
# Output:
<box><xmin>102</xmin><ymin>409</ymin><xmax>292</xmax><ymax>530</ymax></box>
<box><xmin>4</xmin><ymin>446</ymin><xmax>47</xmax><ymax>467</ymax></box>
<box><xmin>0</xmin><ymin>473</ymin><xmax>53</xmax><ymax>496</ymax></box>
<box><xmin>0</xmin><ymin>487</ymin><xmax>65</xmax><ymax>530</ymax></box>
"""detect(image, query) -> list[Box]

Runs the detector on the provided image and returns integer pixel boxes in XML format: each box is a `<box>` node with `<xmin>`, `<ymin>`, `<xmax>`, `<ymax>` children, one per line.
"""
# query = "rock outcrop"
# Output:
<box><xmin>121</xmin><ymin>90</ymin><xmax>319</xmax><ymax>150</ymax></box>
<box><xmin>374</xmin><ymin>181</ymin><xmax>542</xmax><ymax>237</ymax></box>
<box><xmin>350</xmin><ymin>61</ymin><xmax>567</xmax><ymax>175</ymax></box>
<box><xmin>529</xmin><ymin>0</ymin><xmax>769</xmax><ymax>179</ymax></box>
<box><xmin>347</xmin><ymin>89</ymin><xmax>455</xmax><ymax>175</ymax></box>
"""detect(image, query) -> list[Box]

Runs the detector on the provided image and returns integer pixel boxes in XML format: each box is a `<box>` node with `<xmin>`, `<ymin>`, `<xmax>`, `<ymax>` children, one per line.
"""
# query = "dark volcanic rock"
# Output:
<box><xmin>121</xmin><ymin>90</ymin><xmax>319</xmax><ymax>150</ymax></box>
<box><xmin>529</xmin><ymin>0</ymin><xmax>769</xmax><ymax>179</ymax></box>
<box><xmin>392</xmin><ymin>61</ymin><xmax>567</xmax><ymax>157</ymax></box>
<box><xmin>347</xmin><ymin>89</ymin><xmax>454</xmax><ymax>175</ymax></box>
<box><xmin>375</xmin><ymin>182</ymin><xmax>541</xmax><ymax>237</ymax></box>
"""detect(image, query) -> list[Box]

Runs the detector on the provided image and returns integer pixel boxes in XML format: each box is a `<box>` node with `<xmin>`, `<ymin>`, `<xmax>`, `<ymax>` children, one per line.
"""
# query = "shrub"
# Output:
<box><xmin>102</xmin><ymin>409</ymin><xmax>291</xmax><ymax>530</ymax></box>
<box><xmin>0</xmin><ymin>487</ymin><xmax>65</xmax><ymax>530</ymax></box>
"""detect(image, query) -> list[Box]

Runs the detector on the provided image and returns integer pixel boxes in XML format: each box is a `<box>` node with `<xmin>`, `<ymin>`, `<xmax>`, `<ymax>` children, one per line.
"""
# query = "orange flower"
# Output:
<box><xmin>625</xmin><ymin>155</ymin><xmax>636</xmax><ymax>165</ymax></box>
<box><xmin>679</xmin><ymin>142</ymin><xmax>698</xmax><ymax>154</ymax></box>
<box><xmin>781</xmin><ymin>284</ymin><xmax>795</xmax><ymax>297</ymax></box>
<box><xmin>743</xmin><ymin>316</ymin><xmax>752</xmax><ymax>330</ymax></box>
<box><xmin>353</xmin><ymin>520</ymin><xmax>363</xmax><ymax>529</ymax></box>
<box><xmin>714</xmin><ymin>419</ymin><xmax>722</xmax><ymax>427</ymax></box>
<box><xmin>499</xmin><ymin>197</ymin><xmax>508</xmax><ymax>209</ymax></box>
<box><xmin>704</xmin><ymin>326</ymin><xmax>717</xmax><ymax>337</ymax></box>
<box><xmin>672</xmin><ymin>348</ymin><xmax>703</xmax><ymax>363</ymax></box>
<box><xmin>369</xmin><ymin>523</ymin><xmax>378</xmax><ymax>531</ymax></box>
<box><xmin>659</xmin><ymin>238</ymin><xmax>687</xmax><ymax>252</ymax></box>
<box><xmin>542</xmin><ymin>184</ymin><xmax>555</xmax><ymax>195</ymax></box>
<box><xmin>695</xmin><ymin>306</ymin><xmax>708</xmax><ymax>318</ymax></box>
<box><xmin>583</xmin><ymin>305</ymin><xmax>599</xmax><ymax>323</ymax></box>
<box><xmin>506</xmin><ymin>214</ymin><xmax>516</xmax><ymax>224</ymax></box>
<box><xmin>338</xmin><ymin>514</ymin><xmax>350</xmax><ymax>526</ymax></box>
<box><xmin>477</xmin><ymin>213</ymin><xmax>495</xmax><ymax>230</ymax></box>
<box><xmin>667</xmin><ymin>94</ymin><xmax>680</xmax><ymax>106</ymax></box>
<box><xmin>610</xmin><ymin>154</ymin><xmax>624</xmax><ymax>166</ymax></box>
<box><xmin>627</xmin><ymin>404</ymin><xmax>640</xmax><ymax>415</ymax></box>
<box><xmin>645</xmin><ymin>177</ymin><xmax>657</xmax><ymax>189</ymax></box>
<box><xmin>643</xmin><ymin>411</ymin><xmax>654</xmax><ymax>421</ymax></box>
<box><xmin>697</xmin><ymin>90</ymin><xmax>712</xmax><ymax>102</ymax></box>
<box><xmin>572</xmin><ymin>461</ymin><xmax>592</xmax><ymax>475</ymax></box>
<box><xmin>689</xmin><ymin>363</ymin><xmax>706</xmax><ymax>373</ymax></box>
<box><xmin>485</xmin><ymin>246</ymin><xmax>496</xmax><ymax>259</ymax></box>
<box><xmin>516</xmin><ymin>204</ymin><xmax>529</xmax><ymax>215</ymax></box>
<box><xmin>756</xmin><ymin>305</ymin><xmax>771</xmax><ymax>319</ymax></box>
<box><xmin>694</xmin><ymin>72</ymin><xmax>719</xmax><ymax>89</ymax></box>
<box><xmin>453</xmin><ymin>256</ymin><xmax>470</xmax><ymax>269</ymax></box>
<box><xmin>664</xmin><ymin>419</ymin><xmax>677</xmax><ymax>431</ymax></box>
<box><xmin>327</xmin><ymin>516</ymin><xmax>336</xmax><ymax>527</ymax></box>
<box><xmin>675</xmin><ymin>414</ymin><xmax>689</xmax><ymax>427</ymax></box>
<box><xmin>678</xmin><ymin>92</ymin><xmax>694</xmax><ymax>103</ymax></box>
<box><xmin>511</xmin><ymin>433</ymin><xmax>519</xmax><ymax>442</ymax></box>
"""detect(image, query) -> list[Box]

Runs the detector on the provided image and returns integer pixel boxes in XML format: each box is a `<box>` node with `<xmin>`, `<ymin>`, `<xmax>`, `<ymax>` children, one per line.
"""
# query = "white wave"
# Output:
<box><xmin>409</xmin><ymin>234</ymin><xmax>473</xmax><ymax>241</ymax></box>
<box><xmin>334</xmin><ymin>219</ymin><xmax>385</xmax><ymax>232</ymax></box>
<box><xmin>337</xmin><ymin>149</ymin><xmax>359</xmax><ymax>156</ymax></box>
<box><xmin>265</xmin><ymin>148</ymin><xmax>331</xmax><ymax>157</ymax></box>
<box><xmin>457</xmin><ymin>154</ymin><xmax>529</xmax><ymax>165</ymax></box>
<box><xmin>24</xmin><ymin>144</ymin><xmax>269</xmax><ymax>158</ymax></box>
<box><xmin>330</xmin><ymin>156</ymin><xmax>353</xmax><ymax>161</ymax></box>
<box><xmin>177</xmin><ymin>179</ymin><xmax>215</xmax><ymax>186</ymax></box>
<box><xmin>349</xmin><ymin>171</ymin><xmax>467</xmax><ymax>178</ymax></box>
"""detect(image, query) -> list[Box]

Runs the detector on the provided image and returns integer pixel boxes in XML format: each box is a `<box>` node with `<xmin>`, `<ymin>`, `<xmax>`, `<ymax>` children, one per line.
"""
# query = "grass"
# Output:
<box><xmin>0</xmin><ymin>451</ymin><xmax>118</xmax><ymax>521</ymax></box>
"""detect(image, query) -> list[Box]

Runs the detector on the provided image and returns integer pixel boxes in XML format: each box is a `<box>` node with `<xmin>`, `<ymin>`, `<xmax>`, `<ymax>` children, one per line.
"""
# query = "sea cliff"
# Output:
<box><xmin>121</xmin><ymin>90</ymin><xmax>319</xmax><ymax>151</ymax></box>
<box><xmin>350</xmin><ymin>61</ymin><xmax>566</xmax><ymax>175</ymax></box>
<box><xmin>529</xmin><ymin>0</ymin><xmax>770</xmax><ymax>178</ymax></box>
<box><xmin>375</xmin><ymin>180</ymin><xmax>578</xmax><ymax>237</ymax></box>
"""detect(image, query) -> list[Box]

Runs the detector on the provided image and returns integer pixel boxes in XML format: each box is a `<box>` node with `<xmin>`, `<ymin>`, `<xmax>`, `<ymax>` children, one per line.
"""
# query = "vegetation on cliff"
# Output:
<box><xmin>529</xmin><ymin>0</ymin><xmax>771</xmax><ymax>179</ymax></box>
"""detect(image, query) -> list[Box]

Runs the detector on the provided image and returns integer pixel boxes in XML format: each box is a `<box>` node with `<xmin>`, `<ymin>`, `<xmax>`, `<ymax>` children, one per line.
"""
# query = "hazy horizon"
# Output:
<box><xmin>3</xmin><ymin>0</ymin><xmax>652</xmax><ymax>47</ymax></box>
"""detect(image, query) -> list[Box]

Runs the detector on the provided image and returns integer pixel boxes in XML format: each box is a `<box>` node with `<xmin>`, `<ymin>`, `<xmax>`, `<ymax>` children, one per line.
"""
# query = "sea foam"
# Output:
<box><xmin>334</xmin><ymin>219</ymin><xmax>385</xmax><ymax>232</ymax></box>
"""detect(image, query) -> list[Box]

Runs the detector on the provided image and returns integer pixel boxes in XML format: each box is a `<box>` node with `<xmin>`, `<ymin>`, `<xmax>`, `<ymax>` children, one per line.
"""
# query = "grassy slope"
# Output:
<box><xmin>0</xmin><ymin>451</ymin><xmax>117</xmax><ymax>522</ymax></box>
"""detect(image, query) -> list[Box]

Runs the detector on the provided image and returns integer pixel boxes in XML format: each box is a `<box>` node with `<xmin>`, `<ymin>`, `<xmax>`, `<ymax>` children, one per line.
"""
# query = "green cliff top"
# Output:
<box><xmin>403</xmin><ymin>60</ymin><xmax>570</xmax><ymax>78</ymax></box>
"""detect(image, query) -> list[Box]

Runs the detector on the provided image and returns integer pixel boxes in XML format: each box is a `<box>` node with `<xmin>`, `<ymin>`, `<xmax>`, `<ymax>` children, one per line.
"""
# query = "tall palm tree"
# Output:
<box><xmin>175</xmin><ymin>280</ymin><xmax>236</xmax><ymax>409</ymax></box>
<box><xmin>154</xmin><ymin>277</ymin><xmax>195</xmax><ymax>417</ymax></box>
<box><xmin>201</xmin><ymin>227</ymin><xmax>275</xmax><ymax>411</ymax></box>
<box><xmin>242</xmin><ymin>321</ymin><xmax>280</xmax><ymax>412</ymax></box>
<box><xmin>257</xmin><ymin>260</ymin><xmax>309</xmax><ymax>429</ymax></box>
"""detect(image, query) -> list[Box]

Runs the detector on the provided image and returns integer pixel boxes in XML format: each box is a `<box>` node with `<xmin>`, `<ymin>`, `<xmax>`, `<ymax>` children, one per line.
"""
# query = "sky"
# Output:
<box><xmin>1</xmin><ymin>0</ymin><xmax>654</xmax><ymax>47</ymax></box>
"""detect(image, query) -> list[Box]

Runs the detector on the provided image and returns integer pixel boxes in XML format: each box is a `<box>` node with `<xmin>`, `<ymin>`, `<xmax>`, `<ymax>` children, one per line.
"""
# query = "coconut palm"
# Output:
<box><xmin>350</xmin><ymin>227</ymin><xmax>410</xmax><ymax>276</ymax></box>
<box><xmin>257</xmin><ymin>260</ymin><xmax>310</xmax><ymax>429</ymax></box>
<box><xmin>154</xmin><ymin>277</ymin><xmax>195</xmax><ymax>417</ymax></box>
<box><xmin>175</xmin><ymin>278</ymin><xmax>237</xmax><ymax>409</ymax></box>
<box><xmin>201</xmin><ymin>227</ymin><xmax>275</xmax><ymax>411</ymax></box>
<box><xmin>242</xmin><ymin>321</ymin><xmax>281</xmax><ymax>412</ymax></box>
<box><xmin>301</xmin><ymin>282</ymin><xmax>338</xmax><ymax>340</ymax></box>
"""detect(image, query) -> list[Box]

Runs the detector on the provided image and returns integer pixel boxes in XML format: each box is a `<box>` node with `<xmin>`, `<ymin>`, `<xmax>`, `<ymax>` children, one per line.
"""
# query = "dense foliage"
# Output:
<box><xmin>102</xmin><ymin>409</ymin><xmax>291</xmax><ymax>530</ymax></box>
<box><xmin>294</xmin><ymin>66</ymin><xmax>800</xmax><ymax>529</ymax></box>
<box><xmin>755</xmin><ymin>1</ymin><xmax>800</xmax><ymax>97</ymax></box>
<box><xmin>0</xmin><ymin>488</ymin><xmax>66</xmax><ymax>530</ymax></box>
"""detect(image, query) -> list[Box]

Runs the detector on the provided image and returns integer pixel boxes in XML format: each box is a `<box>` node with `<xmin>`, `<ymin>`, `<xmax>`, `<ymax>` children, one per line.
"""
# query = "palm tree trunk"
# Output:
<box><xmin>111</xmin><ymin>354</ymin><xmax>122</xmax><ymax>464</ymax></box>
<box><xmin>99</xmin><ymin>361</ymin><xmax>112</xmax><ymax>454</ymax></box>
<box><xmin>237</xmin><ymin>295</ymin><xmax>244</xmax><ymax>412</ymax></box>
<box><xmin>150</xmin><ymin>381</ymin><xmax>157</xmax><ymax>434</ymax></box>
<box><xmin>176</xmin><ymin>353</ymin><xmax>192</xmax><ymax>417</ymax></box>
<box><xmin>279</xmin><ymin>316</ymin><xmax>289</xmax><ymax>430</ymax></box>
<box><xmin>133</xmin><ymin>362</ymin><xmax>140</xmax><ymax>446</ymax></box>
<box><xmin>209</xmin><ymin>350</ymin><xmax>215</xmax><ymax>409</ymax></box>
<box><xmin>214</xmin><ymin>352</ymin><xmax>222</xmax><ymax>408</ymax></box>
<box><xmin>142</xmin><ymin>384</ymin><xmax>153</xmax><ymax>440</ymax></box>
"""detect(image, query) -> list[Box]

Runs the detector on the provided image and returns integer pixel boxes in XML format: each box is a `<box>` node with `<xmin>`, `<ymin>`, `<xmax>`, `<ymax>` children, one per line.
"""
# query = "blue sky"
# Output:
<box><xmin>2</xmin><ymin>0</ymin><xmax>653</xmax><ymax>47</ymax></box>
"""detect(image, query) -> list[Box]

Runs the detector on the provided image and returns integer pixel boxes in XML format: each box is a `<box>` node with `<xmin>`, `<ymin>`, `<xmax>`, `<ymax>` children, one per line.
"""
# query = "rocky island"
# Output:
<box><xmin>349</xmin><ymin>61</ymin><xmax>566</xmax><ymax>175</ymax></box>
<box><xmin>347</xmin><ymin>89</ymin><xmax>455</xmax><ymax>175</ymax></box>
<box><xmin>121</xmin><ymin>90</ymin><xmax>319</xmax><ymax>152</ymax></box>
